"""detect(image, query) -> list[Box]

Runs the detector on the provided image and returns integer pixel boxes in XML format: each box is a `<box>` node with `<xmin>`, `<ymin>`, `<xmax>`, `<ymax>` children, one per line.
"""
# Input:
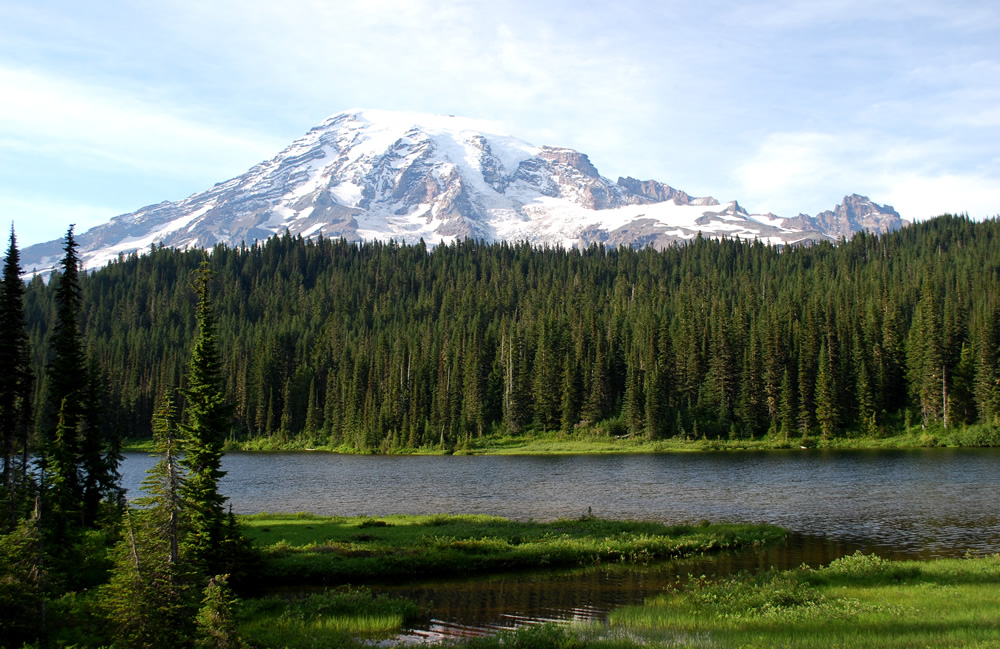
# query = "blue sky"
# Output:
<box><xmin>2</xmin><ymin>0</ymin><xmax>998</xmax><ymax>248</ymax></box>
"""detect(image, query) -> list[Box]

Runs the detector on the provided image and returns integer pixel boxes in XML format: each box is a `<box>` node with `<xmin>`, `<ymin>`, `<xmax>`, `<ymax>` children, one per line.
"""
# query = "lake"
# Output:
<box><xmin>119</xmin><ymin>448</ymin><xmax>1000</xmax><ymax>641</ymax></box>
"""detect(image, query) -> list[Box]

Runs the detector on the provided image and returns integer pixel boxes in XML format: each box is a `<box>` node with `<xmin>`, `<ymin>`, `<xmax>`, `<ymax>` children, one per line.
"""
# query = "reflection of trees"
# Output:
<box><xmin>373</xmin><ymin>534</ymin><xmax>882</xmax><ymax>632</ymax></box>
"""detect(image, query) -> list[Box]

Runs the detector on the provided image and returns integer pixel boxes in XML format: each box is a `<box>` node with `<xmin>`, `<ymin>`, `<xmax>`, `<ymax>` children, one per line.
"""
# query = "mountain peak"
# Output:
<box><xmin>19</xmin><ymin>110</ymin><xmax>907</xmax><ymax>275</ymax></box>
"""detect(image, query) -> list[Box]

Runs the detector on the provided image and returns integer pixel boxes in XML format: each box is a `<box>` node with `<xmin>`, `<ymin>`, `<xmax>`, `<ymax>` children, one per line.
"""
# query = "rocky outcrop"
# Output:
<box><xmin>616</xmin><ymin>177</ymin><xmax>692</xmax><ymax>205</ymax></box>
<box><xmin>779</xmin><ymin>195</ymin><xmax>904</xmax><ymax>240</ymax></box>
<box><xmin>538</xmin><ymin>146</ymin><xmax>600</xmax><ymax>178</ymax></box>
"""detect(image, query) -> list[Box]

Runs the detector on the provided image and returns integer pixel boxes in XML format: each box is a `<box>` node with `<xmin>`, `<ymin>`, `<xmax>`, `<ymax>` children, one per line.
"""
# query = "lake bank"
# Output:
<box><xmin>123</xmin><ymin>424</ymin><xmax>999</xmax><ymax>455</ymax></box>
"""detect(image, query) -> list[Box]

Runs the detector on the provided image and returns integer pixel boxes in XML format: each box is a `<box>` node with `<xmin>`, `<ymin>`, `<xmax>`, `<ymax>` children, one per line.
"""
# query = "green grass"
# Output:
<box><xmin>242</xmin><ymin>513</ymin><xmax>785</xmax><ymax>585</ymax></box>
<box><xmin>600</xmin><ymin>551</ymin><xmax>1000</xmax><ymax>648</ymax></box>
<box><xmin>121</xmin><ymin>417</ymin><xmax>999</xmax><ymax>454</ymax></box>
<box><xmin>436</xmin><ymin>553</ymin><xmax>1000</xmax><ymax>649</ymax></box>
<box><xmin>239</xmin><ymin>586</ymin><xmax>421</xmax><ymax>648</ymax></box>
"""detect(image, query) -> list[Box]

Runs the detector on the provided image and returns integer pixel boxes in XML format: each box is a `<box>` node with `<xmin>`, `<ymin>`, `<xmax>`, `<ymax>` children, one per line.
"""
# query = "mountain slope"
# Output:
<box><xmin>21</xmin><ymin>109</ymin><xmax>905</xmax><ymax>273</ymax></box>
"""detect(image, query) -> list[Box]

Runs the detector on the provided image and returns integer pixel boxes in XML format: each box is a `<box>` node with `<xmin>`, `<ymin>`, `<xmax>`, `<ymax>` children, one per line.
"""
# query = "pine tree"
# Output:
<box><xmin>909</xmin><ymin>285</ymin><xmax>945</xmax><ymax>427</ymax></box>
<box><xmin>737</xmin><ymin>325</ymin><xmax>766</xmax><ymax>438</ymax></box>
<box><xmin>0</xmin><ymin>225</ymin><xmax>34</xmax><ymax>530</ymax></box>
<box><xmin>194</xmin><ymin>574</ymin><xmax>244</xmax><ymax>649</ymax></box>
<box><xmin>41</xmin><ymin>227</ymin><xmax>87</xmax><ymax>539</ymax></box>
<box><xmin>44</xmin><ymin>226</ymin><xmax>87</xmax><ymax>436</ymax></box>
<box><xmin>778</xmin><ymin>367</ymin><xmax>797</xmax><ymax>438</ymax></box>
<box><xmin>179</xmin><ymin>262</ymin><xmax>233</xmax><ymax>574</ymax></box>
<box><xmin>138</xmin><ymin>393</ymin><xmax>185</xmax><ymax>565</ymax></box>
<box><xmin>814</xmin><ymin>342</ymin><xmax>839</xmax><ymax>439</ymax></box>
<box><xmin>102</xmin><ymin>392</ymin><xmax>196</xmax><ymax>649</ymax></box>
<box><xmin>41</xmin><ymin>225</ymin><xmax>117</xmax><ymax>529</ymax></box>
<box><xmin>974</xmin><ymin>305</ymin><xmax>1000</xmax><ymax>425</ymax></box>
<box><xmin>46</xmin><ymin>399</ymin><xmax>82</xmax><ymax>548</ymax></box>
<box><xmin>853</xmin><ymin>332</ymin><xmax>877</xmax><ymax>436</ymax></box>
<box><xmin>582</xmin><ymin>341</ymin><xmax>611</xmax><ymax>423</ymax></box>
<box><xmin>559</xmin><ymin>352</ymin><xmax>581</xmax><ymax>434</ymax></box>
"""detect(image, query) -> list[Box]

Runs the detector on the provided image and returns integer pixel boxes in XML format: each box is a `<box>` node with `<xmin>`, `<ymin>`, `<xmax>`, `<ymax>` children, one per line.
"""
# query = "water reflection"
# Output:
<box><xmin>372</xmin><ymin>532</ymin><xmax>887</xmax><ymax>638</ymax></box>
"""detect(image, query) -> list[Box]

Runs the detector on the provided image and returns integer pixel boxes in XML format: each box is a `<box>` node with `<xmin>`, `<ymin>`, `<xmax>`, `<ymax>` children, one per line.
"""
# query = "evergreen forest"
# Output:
<box><xmin>17</xmin><ymin>214</ymin><xmax>1000</xmax><ymax>452</ymax></box>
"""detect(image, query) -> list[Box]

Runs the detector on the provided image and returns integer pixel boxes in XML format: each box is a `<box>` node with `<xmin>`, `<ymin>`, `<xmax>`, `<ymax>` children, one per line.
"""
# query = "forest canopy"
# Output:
<box><xmin>19</xmin><ymin>213</ymin><xmax>1000</xmax><ymax>451</ymax></box>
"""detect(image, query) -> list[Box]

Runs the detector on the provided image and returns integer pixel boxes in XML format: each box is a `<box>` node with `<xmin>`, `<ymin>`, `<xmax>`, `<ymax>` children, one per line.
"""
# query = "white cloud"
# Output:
<box><xmin>0</xmin><ymin>66</ymin><xmax>282</xmax><ymax>178</ymax></box>
<box><xmin>883</xmin><ymin>174</ymin><xmax>1000</xmax><ymax>222</ymax></box>
<box><xmin>732</xmin><ymin>130</ymin><xmax>1000</xmax><ymax>220</ymax></box>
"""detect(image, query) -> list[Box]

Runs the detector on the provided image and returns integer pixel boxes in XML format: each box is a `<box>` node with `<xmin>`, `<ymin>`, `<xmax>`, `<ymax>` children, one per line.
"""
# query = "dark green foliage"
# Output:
<box><xmin>44</xmin><ymin>226</ymin><xmax>86</xmax><ymax>436</ymax></box>
<box><xmin>16</xmin><ymin>215</ymin><xmax>1000</xmax><ymax>449</ymax></box>
<box><xmin>194</xmin><ymin>574</ymin><xmax>244</xmax><ymax>649</ymax></box>
<box><xmin>0</xmin><ymin>519</ymin><xmax>45</xmax><ymax>646</ymax></box>
<box><xmin>40</xmin><ymin>225</ymin><xmax>119</xmax><ymax>536</ymax></box>
<box><xmin>0</xmin><ymin>226</ymin><xmax>33</xmax><ymax>530</ymax></box>
<box><xmin>180</xmin><ymin>262</ymin><xmax>233</xmax><ymax>574</ymax></box>
<box><xmin>101</xmin><ymin>509</ymin><xmax>197</xmax><ymax>649</ymax></box>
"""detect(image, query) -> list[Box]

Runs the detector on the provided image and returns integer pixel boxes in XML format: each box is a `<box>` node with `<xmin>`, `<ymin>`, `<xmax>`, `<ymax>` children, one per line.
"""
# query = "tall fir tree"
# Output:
<box><xmin>45</xmin><ymin>226</ymin><xmax>86</xmax><ymax>436</ymax></box>
<box><xmin>974</xmin><ymin>304</ymin><xmax>1000</xmax><ymax>425</ymax></box>
<box><xmin>179</xmin><ymin>262</ymin><xmax>233</xmax><ymax>575</ymax></box>
<box><xmin>814</xmin><ymin>342</ymin><xmax>839</xmax><ymax>439</ymax></box>
<box><xmin>0</xmin><ymin>225</ymin><xmax>34</xmax><ymax>530</ymax></box>
<box><xmin>909</xmin><ymin>284</ymin><xmax>945</xmax><ymax>427</ymax></box>
<box><xmin>42</xmin><ymin>227</ymin><xmax>88</xmax><ymax>542</ymax></box>
<box><xmin>42</xmin><ymin>226</ymin><xmax>117</xmax><ymax>529</ymax></box>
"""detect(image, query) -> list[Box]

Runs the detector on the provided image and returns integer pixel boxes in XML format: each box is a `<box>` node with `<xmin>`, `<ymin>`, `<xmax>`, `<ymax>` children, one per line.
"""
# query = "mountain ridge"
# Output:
<box><xmin>20</xmin><ymin>109</ymin><xmax>906</xmax><ymax>274</ymax></box>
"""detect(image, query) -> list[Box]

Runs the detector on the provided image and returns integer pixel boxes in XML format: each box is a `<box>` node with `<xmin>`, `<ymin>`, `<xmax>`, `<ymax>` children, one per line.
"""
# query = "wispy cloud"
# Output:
<box><xmin>733</xmin><ymin>129</ymin><xmax>1000</xmax><ymax>220</ymax></box>
<box><xmin>0</xmin><ymin>66</ymin><xmax>282</xmax><ymax>177</ymax></box>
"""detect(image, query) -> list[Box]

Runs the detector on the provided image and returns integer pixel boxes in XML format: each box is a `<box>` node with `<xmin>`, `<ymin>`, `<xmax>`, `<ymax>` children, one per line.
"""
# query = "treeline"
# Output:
<box><xmin>21</xmin><ymin>213</ymin><xmax>1000</xmax><ymax>450</ymax></box>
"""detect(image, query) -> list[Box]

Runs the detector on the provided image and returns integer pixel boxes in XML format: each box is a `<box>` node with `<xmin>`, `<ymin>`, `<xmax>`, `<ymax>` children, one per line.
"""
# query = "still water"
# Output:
<box><xmin>120</xmin><ymin>449</ymin><xmax>1000</xmax><ymax>640</ymax></box>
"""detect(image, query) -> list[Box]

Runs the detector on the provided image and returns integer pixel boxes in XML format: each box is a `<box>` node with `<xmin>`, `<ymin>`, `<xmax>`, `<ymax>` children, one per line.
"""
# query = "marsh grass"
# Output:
<box><xmin>239</xmin><ymin>586</ymin><xmax>420</xmax><ymax>648</ymax></box>
<box><xmin>241</xmin><ymin>513</ymin><xmax>784</xmax><ymax>585</ymax></box>
<box><xmin>603</xmin><ymin>551</ymin><xmax>1000</xmax><ymax>648</ymax></box>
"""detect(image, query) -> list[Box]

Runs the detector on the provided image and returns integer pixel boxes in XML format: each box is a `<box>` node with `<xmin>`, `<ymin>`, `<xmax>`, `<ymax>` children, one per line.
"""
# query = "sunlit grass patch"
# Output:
<box><xmin>239</xmin><ymin>586</ymin><xmax>420</xmax><ymax>648</ymax></box>
<box><xmin>605</xmin><ymin>553</ymin><xmax>1000</xmax><ymax>649</ymax></box>
<box><xmin>240</xmin><ymin>513</ymin><xmax>785</xmax><ymax>585</ymax></box>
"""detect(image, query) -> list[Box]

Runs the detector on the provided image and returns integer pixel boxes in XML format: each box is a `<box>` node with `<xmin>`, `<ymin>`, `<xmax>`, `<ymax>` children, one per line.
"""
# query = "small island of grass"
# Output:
<box><xmin>242</xmin><ymin>513</ymin><xmax>785</xmax><ymax>585</ymax></box>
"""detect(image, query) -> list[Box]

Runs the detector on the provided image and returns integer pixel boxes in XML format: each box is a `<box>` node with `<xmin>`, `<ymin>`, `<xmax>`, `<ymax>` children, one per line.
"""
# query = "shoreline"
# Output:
<box><xmin>124</xmin><ymin>429</ymin><xmax>998</xmax><ymax>455</ymax></box>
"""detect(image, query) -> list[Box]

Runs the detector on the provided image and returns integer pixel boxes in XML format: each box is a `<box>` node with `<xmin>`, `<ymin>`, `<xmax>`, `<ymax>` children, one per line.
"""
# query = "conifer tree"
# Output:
<box><xmin>910</xmin><ymin>285</ymin><xmax>945</xmax><ymax>427</ymax></box>
<box><xmin>815</xmin><ymin>342</ymin><xmax>839</xmax><ymax>439</ymax></box>
<box><xmin>102</xmin><ymin>394</ymin><xmax>195</xmax><ymax>649</ymax></box>
<box><xmin>42</xmin><ymin>225</ymin><xmax>117</xmax><ymax>529</ymax></box>
<box><xmin>559</xmin><ymin>353</ymin><xmax>581</xmax><ymax>434</ymax></box>
<box><xmin>194</xmin><ymin>574</ymin><xmax>243</xmax><ymax>649</ymax></box>
<box><xmin>778</xmin><ymin>367</ymin><xmax>797</xmax><ymax>438</ymax></box>
<box><xmin>853</xmin><ymin>332</ymin><xmax>877</xmax><ymax>436</ymax></box>
<box><xmin>46</xmin><ymin>399</ymin><xmax>82</xmax><ymax>546</ymax></box>
<box><xmin>0</xmin><ymin>225</ymin><xmax>33</xmax><ymax>529</ymax></box>
<box><xmin>44</xmin><ymin>227</ymin><xmax>87</xmax><ymax>441</ymax></box>
<box><xmin>41</xmin><ymin>227</ymin><xmax>87</xmax><ymax>539</ymax></box>
<box><xmin>179</xmin><ymin>262</ymin><xmax>233</xmax><ymax>574</ymax></box>
<box><xmin>737</xmin><ymin>325</ymin><xmax>765</xmax><ymax>437</ymax></box>
<box><xmin>582</xmin><ymin>341</ymin><xmax>611</xmax><ymax>423</ymax></box>
<box><xmin>974</xmin><ymin>306</ymin><xmax>1000</xmax><ymax>425</ymax></box>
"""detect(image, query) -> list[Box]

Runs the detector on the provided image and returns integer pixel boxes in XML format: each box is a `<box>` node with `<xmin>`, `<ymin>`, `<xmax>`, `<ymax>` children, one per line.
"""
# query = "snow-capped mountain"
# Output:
<box><xmin>20</xmin><ymin>109</ymin><xmax>905</xmax><ymax>274</ymax></box>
